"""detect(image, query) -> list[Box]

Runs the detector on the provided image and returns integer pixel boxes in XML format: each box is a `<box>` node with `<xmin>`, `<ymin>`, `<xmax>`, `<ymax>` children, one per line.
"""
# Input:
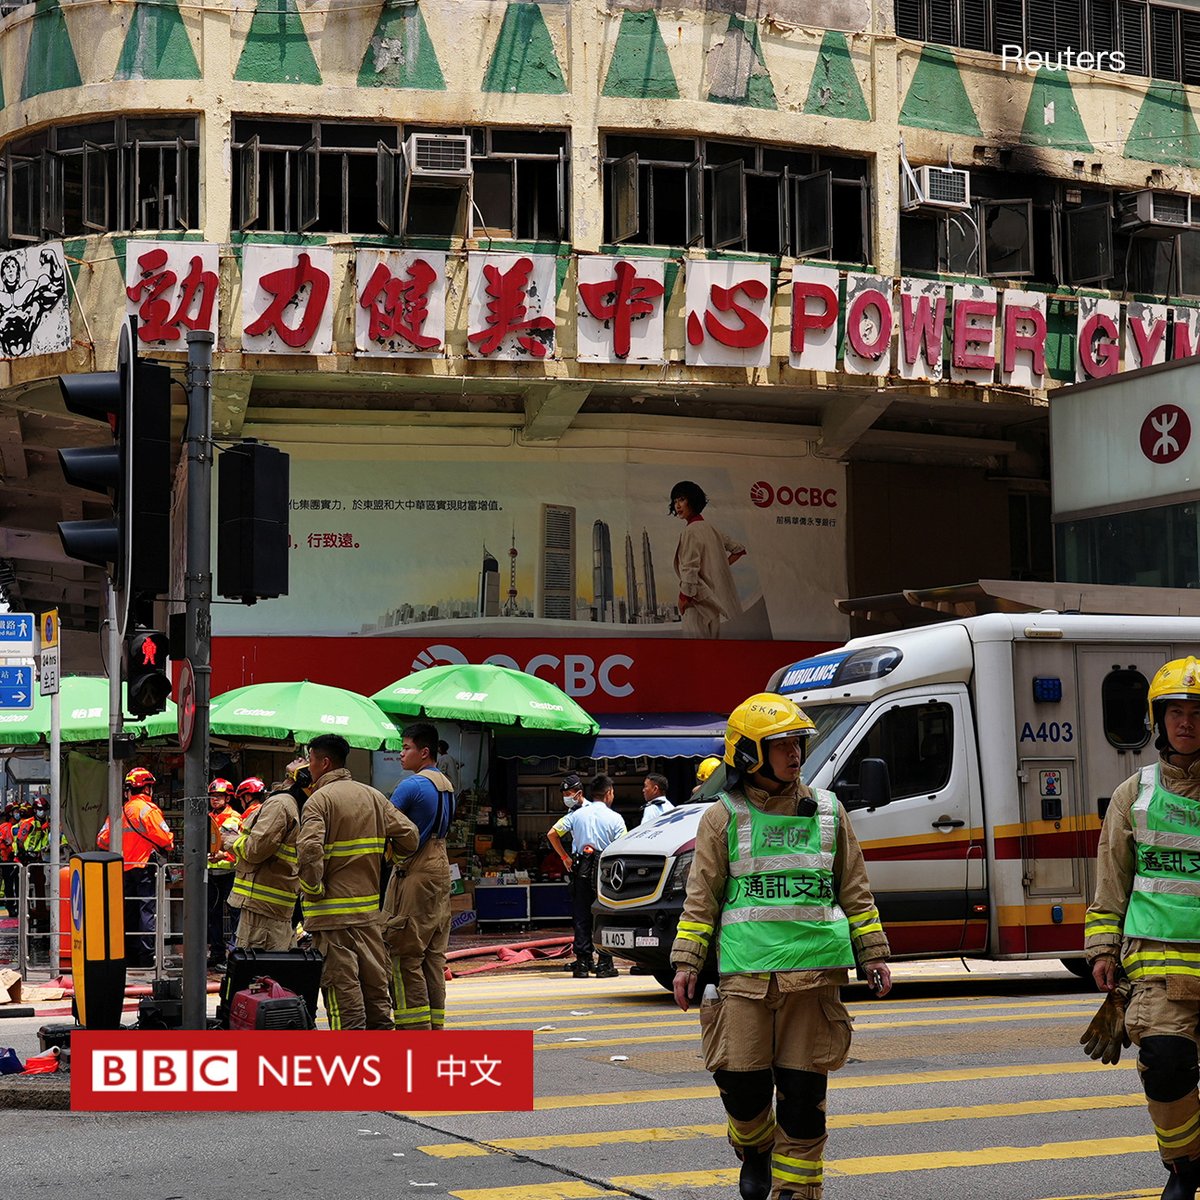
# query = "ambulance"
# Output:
<box><xmin>593</xmin><ymin>608</ymin><xmax>1200</xmax><ymax>988</ymax></box>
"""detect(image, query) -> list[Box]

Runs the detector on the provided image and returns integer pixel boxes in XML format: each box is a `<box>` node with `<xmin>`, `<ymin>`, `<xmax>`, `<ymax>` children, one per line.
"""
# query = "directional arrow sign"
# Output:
<box><xmin>0</xmin><ymin>665</ymin><xmax>34</xmax><ymax>710</ymax></box>
<box><xmin>0</xmin><ymin>613</ymin><xmax>34</xmax><ymax>658</ymax></box>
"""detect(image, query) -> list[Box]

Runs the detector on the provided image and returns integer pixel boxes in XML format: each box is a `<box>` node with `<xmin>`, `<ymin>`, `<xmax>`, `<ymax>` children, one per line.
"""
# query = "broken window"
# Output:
<box><xmin>602</xmin><ymin>135</ymin><xmax>866</xmax><ymax>261</ymax></box>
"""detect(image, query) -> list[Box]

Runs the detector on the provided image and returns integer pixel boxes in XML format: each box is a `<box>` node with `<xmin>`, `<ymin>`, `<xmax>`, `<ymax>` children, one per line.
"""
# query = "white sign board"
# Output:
<box><xmin>39</xmin><ymin>645</ymin><xmax>59</xmax><ymax>696</ymax></box>
<box><xmin>0</xmin><ymin>613</ymin><xmax>34</xmax><ymax>657</ymax></box>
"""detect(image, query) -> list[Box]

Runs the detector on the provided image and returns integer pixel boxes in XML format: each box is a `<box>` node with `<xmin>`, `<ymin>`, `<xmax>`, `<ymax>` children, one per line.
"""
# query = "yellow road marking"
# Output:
<box><xmin>452</xmin><ymin>995</ymin><xmax>1097</xmax><ymax>1023</ymax></box>
<box><xmin>406</xmin><ymin>1058</ymin><xmax>1135</xmax><ymax>1116</ymax></box>
<box><xmin>532</xmin><ymin>1007</ymin><xmax>1096</xmax><ymax>1048</ymax></box>
<box><xmin>419</xmin><ymin>1093</ymin><xmax>1144</xmax><ymax>1157</ymax></box>
<box><xmin>448</xmin><ymin>1136</ymin><xmax>1157</xmax><ymax>1199</ymax></box>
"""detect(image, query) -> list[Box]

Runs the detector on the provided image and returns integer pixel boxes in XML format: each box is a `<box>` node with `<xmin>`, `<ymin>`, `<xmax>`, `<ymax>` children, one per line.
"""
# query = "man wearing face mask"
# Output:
<box><xmin>1086</xmin><ymin>658</ymin><xmax>1200</xmax><ymax>1200</ymax></box>
<box><xmin>671</xmin><ymin>694</ymin><xmax>890</xmax><ymax>1200</ymax></box>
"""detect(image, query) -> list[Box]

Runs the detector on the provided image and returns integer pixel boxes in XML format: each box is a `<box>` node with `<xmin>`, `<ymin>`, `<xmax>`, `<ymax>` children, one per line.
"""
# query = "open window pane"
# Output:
<box><xmin>474</xmin><ymin>159</ymin><xmax>515</xmax><ymax>238</ymax></box>
<box><xmin>298</xmin><ymin>137</ymin><xmax>319</xmax><ymax>232</ymax></box>
<box><xmin>376</xmin><ymin>141</ymin><xmax>396</xmax><ymax>234</ymax></box>
<box><xmin>174</xmin><ymin>135</ymin><xmax>189</xmax><ymax>229</ymax></box>
<box><xmin>687</xmin><ymin>158</ymin><xmax>704</xmax><ymax>246</ymax></box>
<box><xmin>981</xmin><ymin>198</ymin><xmax>1034</xmax><ymax>276</ymax></box>
<box><xmin>611</xmin><ymin>152</ymin><xmax>638</xmax><ymax>244</ymax></box>
<box><xmin>793</xmin><ymin>169</ymin><xmax>833</xmax><ymax>258</ymax></box>
<box><xmin>9</xmin><ymin>153</ymin><xmax>40</xmax><ymax>242</ymax></box>
<box><xmin>943</xmin><ymin>211</ymin><xmax>980</xmax><ymax>273</ymax></box>
<box><xmin>42</xmin><ymin>150</ymin><xmax>63</xmax><ymax>238</ymax></box>
<box><xmin>238</xmin><ymin>135</ymin><xmax>260</xmax><ymax>231</ymax></box>
<box><xmin>711</xmin><ymin>158</ymin><xmax>745</xmax><ymax>250</ymax></box>
<box><xmin>1066</xmin><ymin>202</ymin><xmax>1113</xmax><ymax>284</ymax></box>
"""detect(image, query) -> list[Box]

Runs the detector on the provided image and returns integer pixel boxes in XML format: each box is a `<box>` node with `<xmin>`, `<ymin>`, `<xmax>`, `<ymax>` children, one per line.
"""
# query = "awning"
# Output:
<box><xmin>495</xmin><ymin>713</ymin><xmax>725</xmax><ymax>761</ymax></box>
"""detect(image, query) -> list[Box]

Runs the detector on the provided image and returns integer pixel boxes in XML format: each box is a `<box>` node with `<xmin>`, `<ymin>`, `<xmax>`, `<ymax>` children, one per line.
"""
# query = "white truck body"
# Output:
<box><xmin>594</xmin><ymin>611</ymin><xmax>1200</xmax><ymax>983</ymax></box>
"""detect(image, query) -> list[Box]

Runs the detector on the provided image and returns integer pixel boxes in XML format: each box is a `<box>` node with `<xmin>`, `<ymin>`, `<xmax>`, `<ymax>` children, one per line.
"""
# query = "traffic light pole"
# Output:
<box><xmin>182</xmin><ymin>330</ymin><xmax>213</xmax><ymax>1031</ymax></box>
<box><xmin>106</xmin><ymin>582</ymin><xmax>123</xmax><ymax>856</ymax></box>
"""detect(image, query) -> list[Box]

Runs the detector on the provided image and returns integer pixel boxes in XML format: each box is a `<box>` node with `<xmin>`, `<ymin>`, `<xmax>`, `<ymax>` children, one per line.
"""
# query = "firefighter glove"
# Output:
<box><xmin>1079</xmin><ymin>981</ymin><xmax>1132</xmax><ymax>1064</ymax></box>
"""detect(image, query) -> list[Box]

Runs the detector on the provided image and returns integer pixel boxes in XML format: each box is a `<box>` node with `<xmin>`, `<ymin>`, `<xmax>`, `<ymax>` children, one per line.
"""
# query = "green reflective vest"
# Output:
<box><xmin>717</xmin><ymin>788</ymin><xmax>854</xmax><ymax>975</ymax></box>
<box><xmin>1124</xmin><ymin>765</ymin><xmax>1200</xmax><ymax>946</ymax></box>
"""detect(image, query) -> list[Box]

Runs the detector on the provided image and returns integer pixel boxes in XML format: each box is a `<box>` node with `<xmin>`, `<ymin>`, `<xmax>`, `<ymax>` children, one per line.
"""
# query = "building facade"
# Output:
<box><xmin>4</xmin><ymin>0</ymin><xmax>1200</xmax><ymax>722</ymax></box>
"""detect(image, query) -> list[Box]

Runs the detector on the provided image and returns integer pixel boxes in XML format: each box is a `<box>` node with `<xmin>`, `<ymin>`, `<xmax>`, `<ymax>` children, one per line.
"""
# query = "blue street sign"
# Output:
<box><xmin>0</xmin><ymin>665</ymin><xmax>34</xmax><ymax>710</ymax></box>
<box><xmin>0</xmin><ymin>613</ymin><xmax>35</xmax><ymax>657</ymax></box>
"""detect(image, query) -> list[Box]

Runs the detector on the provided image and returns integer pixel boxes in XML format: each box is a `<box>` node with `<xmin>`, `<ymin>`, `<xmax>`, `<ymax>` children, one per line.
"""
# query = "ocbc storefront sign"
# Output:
<box><xmin>750</xmin><ymin>482</ymin><xmax>839</xmax><ymax>509</ymax></box>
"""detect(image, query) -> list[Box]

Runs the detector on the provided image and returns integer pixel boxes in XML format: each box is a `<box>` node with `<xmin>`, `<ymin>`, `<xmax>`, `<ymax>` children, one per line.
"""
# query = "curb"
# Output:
<box><xmin>0</xmin><ymin>1007</ymin><xmax>35</xmax><ymax>1020</ymax></box>
<box><xmin>0</xmin><ymin>1075</ymin><xmax>70</xmax><ymax>1110</ymax></box>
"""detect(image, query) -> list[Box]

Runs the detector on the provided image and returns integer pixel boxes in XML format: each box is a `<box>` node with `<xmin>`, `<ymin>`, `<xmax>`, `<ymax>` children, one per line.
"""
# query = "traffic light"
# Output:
<box><xmin>125</xmin><ymin>628</ymin><xmax>171</xmax><ymax>717</ymax></box>
<box><xmin>217</xmin><ymin>440</ymin><xmax>290</xmax><ymax>604</ymax></box>
<box><xmin>56</xmin><ymin>321</ymin><xmax>173</xmax><ymax>600</ymax></box>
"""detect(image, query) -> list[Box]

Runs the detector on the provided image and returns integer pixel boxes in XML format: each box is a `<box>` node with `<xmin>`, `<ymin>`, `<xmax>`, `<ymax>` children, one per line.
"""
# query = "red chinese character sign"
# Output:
<box><xmin>242</xmin><ymin>246</ymin><xmax>334</xmax><ymax>355</ymax></box>
<box><xmin>0</xmin><ymin>241</ymin><xmax>70</xmax><ymax>359</ymax></box>
<box><xmin>355</xmin><ymin>249</ymin><xmax>447</xmax><ymax>358</ymax></box>
<box><xmin>577</xmin><ymin>257</ymin><xmax>665</xmax><ymax>363</ymax></box>
<box><xmin>685</xmin><ymin>262</ymin><xmax>772</xmax><ymax>368</ymax></box>
<box><xmin>125</xmin><ymin>242</ymin><xmax>219</xmax><ymax>349</ymax></box>
<box><xmin>467</xmin><ymin>252</ymin><xmax>556</xmax><ymax>360</ymax></box>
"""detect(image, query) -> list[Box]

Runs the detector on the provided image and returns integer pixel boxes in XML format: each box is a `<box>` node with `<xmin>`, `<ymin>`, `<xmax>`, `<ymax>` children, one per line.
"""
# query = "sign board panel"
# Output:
<box><xmin>39</xmin><ymin>646</ymin><xmax>59</xmax><ymax>696</ymax></box>
<box><xmin>0</xmin><ymin>665</ymin><xmax>34</xmax><ymax>710</ymax></box>
<box><xmin>0</xmin><ymin>613</ymin><xmax>35</xmax><ymax>658</ymax></box>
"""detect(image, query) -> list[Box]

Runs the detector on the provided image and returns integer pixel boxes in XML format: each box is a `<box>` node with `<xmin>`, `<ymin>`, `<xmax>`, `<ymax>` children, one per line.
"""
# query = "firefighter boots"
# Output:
<box><xmin>570</xmin><ymin>958</ymin><xmax>594</xmax><ymax>978</ymax></box>
<box><xmin>594</xmin><ymin>956</ymin><xmax>619</xmax><ymax>978</ymax></box>
<box><xmin>1164</xmin><ymin>1157</ymin><xmax>1200</xmax><ymax>1200</ymax></box>
<box><xmin>738</xmin><ymin>1147</ymin><xmax>772</xmax><ymax>1200</ymax></box>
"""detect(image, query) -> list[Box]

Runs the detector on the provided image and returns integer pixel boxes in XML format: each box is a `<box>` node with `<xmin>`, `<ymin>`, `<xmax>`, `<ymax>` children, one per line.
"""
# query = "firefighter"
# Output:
<box><xmin>297</xmin><ymin>734</ymin><xmax>419</xmax><ymax>1030</ymax></box>
<box><xmin>230</xmin><ymin>766</ymin><xmax>308</xmax><ymax>952</ymax></box>
<box><xmin>0</xmin><ymin>803</ymin><xmax>17</xmax><ymax>916</ymax></box>
<box><xmin>16</xmin><ymin>798</ymin><xmax>50</xmax><ymax>951</ymax></box>
<box><xmin>382</xmin><ymin>721</ymin><xmax>456</xmax><ymax>1030</ymax></box>
<box><xmin>1085</xmin><ymin>657</ymin><xmax>1200</xmax><ymax>1200</ymax></box>
<box><xmin>236</xmin><ymin>777</ymin><xmax>267</xmax><ymax>822</ymax></box>
<box><xmin>671</xmin><ymin>693</ymin><xmax>891</xmax><ymax>1200</ymax></box>
<box><xmin>691</xmin><ymin>755</ymin><xmax>723</xmax><ymax>800</ymax></box>
<box><xmin>206</xmin><ymin>779</ymin><xmax>241</xmax><ymax>970</ymax></box>
<box><xmin>98</xmin><ymin>768</ymin><xmax>174</xmax><ymax>968</ymax></box>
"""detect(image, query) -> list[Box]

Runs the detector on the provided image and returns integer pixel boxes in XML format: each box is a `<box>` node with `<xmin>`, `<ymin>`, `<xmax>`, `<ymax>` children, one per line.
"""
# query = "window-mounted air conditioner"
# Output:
<box><xmin>1118</xmin><ymin>190</ymin><xmax>1193</xmax><ymax>237</ymax></box>
<box><xmin>902</xmin><ymin>165</ymin><xmax>972</xmax><ymax>212</ymax></box>
<box><xmin>403</xmin><ymin>134</ymin><xmax>473</xmax><ymax>180</ymax></box>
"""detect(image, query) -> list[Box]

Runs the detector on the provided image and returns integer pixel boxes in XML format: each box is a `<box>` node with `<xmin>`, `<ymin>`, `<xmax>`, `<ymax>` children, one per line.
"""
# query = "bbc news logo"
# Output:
<box><xmin>72</xmin><ymin>1031</ymin><xmax>533</xmax><ymax>1112</ymax></box>
<box><xmin>95</xmin><ymin>1049</ymin><xmax>238</xmax><ymax>1092</ymax></box>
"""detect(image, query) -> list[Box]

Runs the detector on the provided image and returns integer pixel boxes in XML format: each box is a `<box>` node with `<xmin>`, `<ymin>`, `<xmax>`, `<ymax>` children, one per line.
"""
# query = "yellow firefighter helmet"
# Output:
<box><xmin>723</xmin><ymin>693</ymin><xmax>816</xmax><ymax>775</ymax></box>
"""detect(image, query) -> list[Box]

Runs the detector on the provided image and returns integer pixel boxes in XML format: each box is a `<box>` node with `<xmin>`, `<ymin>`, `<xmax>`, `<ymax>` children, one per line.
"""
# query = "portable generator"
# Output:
<box><xmin>228</xmin><ymin>976</ymin><xmax>314</xmax><ymax>1030</ymax></box>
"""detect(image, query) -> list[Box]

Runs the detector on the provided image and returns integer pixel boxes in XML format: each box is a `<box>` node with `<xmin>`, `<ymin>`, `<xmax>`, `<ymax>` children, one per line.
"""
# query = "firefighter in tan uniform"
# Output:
<box><xmin>230</xmin><ymin>762</ymin><xmax>310</xmax><ymax>951</ymax></box>
<box><xmin>382</xmin><ymin>721</ymin><xmax>457</xmax><ymax>1030</ymax></box>
<box><xmin>672</xmin><ymin>694</ymin><xmax>891</xmax><ymax>1200</ymax></box>
<box><xmin>1085</xmin><ymin>658</ymin><xmax>1200</xmax><ymax>1200</ymax></box>
<box><xmin>297</xmin><ymin>734</ymin><xmax>419</xmax><ymax>1031</ymax></box>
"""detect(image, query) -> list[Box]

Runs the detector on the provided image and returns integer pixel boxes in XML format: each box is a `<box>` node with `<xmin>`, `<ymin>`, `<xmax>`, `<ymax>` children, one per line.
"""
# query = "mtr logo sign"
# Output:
<box><xmin>750</xmin><ymin>481</ymin><xmax>838</xmax><ymax>509</ymax></box>
<box><xmin>72</xmin><ymin>1031</ymin><xmax>533</xmax><ymax>1112</ymax></box>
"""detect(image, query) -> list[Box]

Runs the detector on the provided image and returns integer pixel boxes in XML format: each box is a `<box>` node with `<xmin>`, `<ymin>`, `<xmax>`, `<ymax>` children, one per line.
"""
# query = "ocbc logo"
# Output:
<box><xmin>750</xmin><ymin>481</ymin><xmax>839</xmax><ymax>509</ymax></box>
<box><xmin>412</xmin><ymin>646</ymin><xmax>635</xmax><ymax>698</ymax></box>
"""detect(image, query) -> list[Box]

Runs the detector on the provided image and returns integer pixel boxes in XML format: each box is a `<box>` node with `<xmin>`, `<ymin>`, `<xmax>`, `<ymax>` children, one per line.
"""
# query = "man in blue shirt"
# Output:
<box><xmin>640</xmin><ymin>773</ymin><xmax>676</xmax><ymax>826</ymax></box>
<box><xmin>549</xmin><ymin>774</ymin><xmax>628</xmax><ymax>978</ymax></box>
<box><xmin>382</xmin><ymin>721</ymin><xmax>456</xmax><ymax>1029</ymax></box>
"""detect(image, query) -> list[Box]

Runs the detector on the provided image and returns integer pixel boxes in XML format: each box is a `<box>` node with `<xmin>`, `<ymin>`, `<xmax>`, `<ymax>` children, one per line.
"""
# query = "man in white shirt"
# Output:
<box><xmin>549</xmin><ymin>774</ymin><xmax>627</xmax><ymax>978</ymax></box>
<box><xmin>640</xmin><ymin>773</ymin><xmax>676</xmax><ymax>826</ymax></box>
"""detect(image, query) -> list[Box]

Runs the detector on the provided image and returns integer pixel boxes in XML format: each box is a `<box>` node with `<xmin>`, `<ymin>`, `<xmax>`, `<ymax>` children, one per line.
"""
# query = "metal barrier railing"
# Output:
<box><xmin>3</xmin><ymin>860</ymin><xmax>195</xmax><ymax>984</ymax></box>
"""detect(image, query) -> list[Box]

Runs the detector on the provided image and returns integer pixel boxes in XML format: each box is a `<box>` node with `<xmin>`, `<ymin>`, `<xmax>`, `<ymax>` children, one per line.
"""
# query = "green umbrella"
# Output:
<box><xmin>372</xmin><ymin>664</ymin><xmax>599</xmax><ymax>734</ymax></box>
<box><xmin>208</xmin><ymin>681</ymin><xmax>403</xmax><ymax>751</ymax></box>
<box><xmin>0</xmin><ymin>675</ymin><xmax>177</xmax><ymax>746</ymax></box>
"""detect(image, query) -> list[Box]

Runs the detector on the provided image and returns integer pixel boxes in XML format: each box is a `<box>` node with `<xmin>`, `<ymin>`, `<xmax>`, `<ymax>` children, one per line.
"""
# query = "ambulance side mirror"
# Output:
<box><xmin>859</xmin><ymin>758</ymin><xmax>892</xmax><ymax>811</ymax></box>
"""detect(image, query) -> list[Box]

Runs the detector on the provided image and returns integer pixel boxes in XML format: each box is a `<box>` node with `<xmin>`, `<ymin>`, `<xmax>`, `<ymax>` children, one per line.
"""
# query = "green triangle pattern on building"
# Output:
<box><xmin>707</xmin><ymin>15</ymin><xmax>776</xmax><ymax>109</ymax></box>
<box><xmin>899</xmin><ymin>46</ymin><xmax>980</xmax><ymax>135</ymax></box>
<box><xmin>117</xmin><ymin>0</ymin><xmax>200</xmax><ymax>81</ymax></box>
<box><xmin>602</xmin><ymin>10</ymin><xmax>678</xmax><ymax>100</ymax></box>
<box><xmin>234</xmin><ymin>0</ymin><xmax>321</xmax><ymax>86</ymax></box>
<box><xmin>358</xmin><ymin>4</ymin><xmax>445</xmax><ymax>90</ymax></box>
<box><xmin>483</xmin><ymin>3</ymin><xmax>566</xmax><ymax>95</ymax></box>
<box><xmin>22</xmin><ymin>0</ymin><xmax>82</xmax><ymax>100</ymax></box>
<box><xmin>1020</xmin><ymin>69</ymin><xmax>1093</xmax><ymax>151</ymax></box>
<box><xmin>1125</xmin><ymin>84</ymin><xmax>1200</xmax><ymax>167</ymax></box>
<box><xmin>803</xmin><ymin>30</ymin><xmax>869</xmax><ymax>121</ymax></box>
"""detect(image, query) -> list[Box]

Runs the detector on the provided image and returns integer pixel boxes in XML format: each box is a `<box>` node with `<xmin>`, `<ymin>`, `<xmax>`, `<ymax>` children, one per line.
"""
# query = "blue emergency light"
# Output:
<box><xmin>1032</xmin><ymin>676</ymin><xmax>1063</xmax><ymax>703</ymax></box>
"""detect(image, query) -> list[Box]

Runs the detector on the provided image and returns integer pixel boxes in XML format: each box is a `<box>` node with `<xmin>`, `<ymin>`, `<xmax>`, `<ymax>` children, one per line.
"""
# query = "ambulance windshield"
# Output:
<box><xmin>801</xmin><ymin>703</ymin><xmax>866</xmax><ymax>784</ymax></box>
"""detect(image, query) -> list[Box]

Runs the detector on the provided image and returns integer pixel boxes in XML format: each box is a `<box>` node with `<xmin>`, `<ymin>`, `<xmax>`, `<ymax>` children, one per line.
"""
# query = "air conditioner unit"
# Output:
<box><xmin>1118</xmin><ymin>190</ymin><xmax>1193</xmax><ymax>237</ymax></box>
<box><xmin>917</xmin><ymin>165</ymin><xmax>971</xmax><ymax>210</ymax></box>
<box><xmin>403</xmin><ymin>133</ymin><xmax>473</xmax><ymax>180</ymax></box>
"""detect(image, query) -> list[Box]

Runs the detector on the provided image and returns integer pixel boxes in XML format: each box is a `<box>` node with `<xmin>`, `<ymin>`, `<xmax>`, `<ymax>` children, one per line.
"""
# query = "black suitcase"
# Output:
<box><xmin>216</xmin><ymin>948</ymin><xmax>324</xmax><ymax>1030</ymax></box>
